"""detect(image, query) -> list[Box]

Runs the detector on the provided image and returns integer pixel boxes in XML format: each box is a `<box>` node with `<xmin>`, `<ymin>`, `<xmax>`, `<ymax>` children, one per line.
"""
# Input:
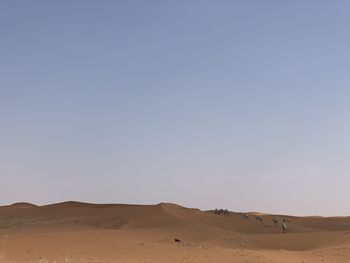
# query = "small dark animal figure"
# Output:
<box><xmin>273</xmin><ymin>217</ymin><xmax>279</xmax><ymax>225</ymax></box>
<box><xmin>214</xmin><ymin>208</ymin><xmax>229</xmax><ymax>216</ymax></box>
<box><xmin>282</xmin><ymin>223</ymin><xmax>287</xmax><ymax>233</ymax></box>
<box><xmin>282</xmin><ymin>218</ymin><xmax>290</xmax><ymax>223</ymax></box>
<box><xmin>214</xmin><ymin>208</ymin><xmax>223</xmax><ymax>215</ymax></box>
<box><xmin>255</xmin><ymin>216</ymin><xmax>263</xmax><ymax>223</ymax></box>
<box><xmin>242</xmin><ymin>214</ymin><xmax>250</xmax><ymax>221</ymax></box>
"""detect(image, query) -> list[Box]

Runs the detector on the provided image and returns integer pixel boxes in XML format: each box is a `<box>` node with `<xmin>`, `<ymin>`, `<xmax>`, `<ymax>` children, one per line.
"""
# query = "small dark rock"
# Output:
<box><xmin>174</xmin><ymin>238</ymin><xmax>182</xmax><ymax>242</ymax></box>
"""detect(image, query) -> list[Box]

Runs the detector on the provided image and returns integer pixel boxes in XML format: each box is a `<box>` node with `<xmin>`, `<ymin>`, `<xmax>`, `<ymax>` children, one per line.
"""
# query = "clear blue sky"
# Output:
<box><xmin>1</xmin><ymin>1</ymin><xmax>350</xmax><ymax>215</ymax></box>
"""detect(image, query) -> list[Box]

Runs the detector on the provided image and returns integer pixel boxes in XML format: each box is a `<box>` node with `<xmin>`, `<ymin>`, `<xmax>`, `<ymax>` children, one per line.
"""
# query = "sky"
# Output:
<box><xmin>1</xmin><ymin>1</ymin><xmax>350</xmax><ymax>216</ymax></box>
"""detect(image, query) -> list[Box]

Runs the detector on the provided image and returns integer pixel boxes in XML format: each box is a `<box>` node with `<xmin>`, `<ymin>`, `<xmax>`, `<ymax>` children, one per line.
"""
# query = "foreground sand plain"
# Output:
<box><xmin>1</xmin><ymin>202</ymin><xmax>350</xmax><ymax>262</ymax></box>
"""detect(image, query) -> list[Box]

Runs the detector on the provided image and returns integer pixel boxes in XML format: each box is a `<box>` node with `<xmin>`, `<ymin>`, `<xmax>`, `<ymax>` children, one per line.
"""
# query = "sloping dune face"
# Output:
<box><xmin>1</xmin><ymin>202</ymin><xmax>350</xmax><ymax>262</ymax></box>
<box><xmin>8</xmin><ymin>202</ymin><xmax>38</xmax><ymax>208</ymax></box>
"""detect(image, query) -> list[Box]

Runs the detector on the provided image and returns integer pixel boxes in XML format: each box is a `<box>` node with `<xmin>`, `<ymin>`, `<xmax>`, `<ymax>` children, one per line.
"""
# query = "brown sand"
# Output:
<box><xmin>1</xmin><ymin>202</ymin><xmax>350</xmax><ymax>262</ymax></box>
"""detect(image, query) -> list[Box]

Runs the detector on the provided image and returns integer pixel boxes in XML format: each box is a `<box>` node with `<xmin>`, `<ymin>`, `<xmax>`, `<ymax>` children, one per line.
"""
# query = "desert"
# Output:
<box><xmin>1</xmin><ymin>202</ymin><xmax>350</xmax><ymax>262</ymax></box>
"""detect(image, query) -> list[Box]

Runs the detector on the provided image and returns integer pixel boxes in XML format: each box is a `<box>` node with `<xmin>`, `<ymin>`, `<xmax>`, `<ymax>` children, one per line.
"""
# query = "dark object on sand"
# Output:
<box><xmin>174</xmin><ymin>238</ymin><xmax>182</xmax><ymax>242</ymax></box>
<box><xmin>255</xmin><ymin>216</ymin><xmax>263</xmax><ymax>223</ymax></box>
<box><xmin>282</xmin><ymin>223</ymin><xmax>287</xmax><ymax>233</ymax></box>
<box><xmin>214</xmin><ymin>209</ymin><xmax>229</xmax><ymax>216</ymax></box>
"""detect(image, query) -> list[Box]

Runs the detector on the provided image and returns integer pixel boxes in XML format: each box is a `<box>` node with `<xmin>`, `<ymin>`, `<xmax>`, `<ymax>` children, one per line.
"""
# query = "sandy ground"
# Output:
<box><xmin>1</xmin><ymin>202</ymin><xmax>350</xmax><ymax>262</ymax></box>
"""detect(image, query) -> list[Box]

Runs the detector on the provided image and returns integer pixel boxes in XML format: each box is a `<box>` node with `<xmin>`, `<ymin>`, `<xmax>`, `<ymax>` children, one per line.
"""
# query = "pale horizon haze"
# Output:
<box><xmin>1</xmin><ymin>1</ymin><xmax>350</xmax><ymax>216</ymax></box>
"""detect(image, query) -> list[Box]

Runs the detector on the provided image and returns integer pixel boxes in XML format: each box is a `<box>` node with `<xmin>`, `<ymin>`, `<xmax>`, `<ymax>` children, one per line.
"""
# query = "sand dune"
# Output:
<box><xmin>0</xmin><ymin>202</ymin><xmax>350</xmax><ymax>262</ymax></box>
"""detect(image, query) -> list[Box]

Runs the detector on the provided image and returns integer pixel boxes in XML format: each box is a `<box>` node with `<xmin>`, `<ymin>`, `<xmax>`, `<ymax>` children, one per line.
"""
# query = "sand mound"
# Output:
<box><xmin>8</xmin><ymin>202</ymin><xmax>38</xmax><ymax>208</ymax></box>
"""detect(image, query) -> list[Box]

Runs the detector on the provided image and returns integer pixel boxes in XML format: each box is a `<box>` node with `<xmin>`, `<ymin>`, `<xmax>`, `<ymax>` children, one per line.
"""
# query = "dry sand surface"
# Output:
<box><xmin>1</xmin><ymin>202</ymin><xmax>350</xmax><ymax>262</ymax></box>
